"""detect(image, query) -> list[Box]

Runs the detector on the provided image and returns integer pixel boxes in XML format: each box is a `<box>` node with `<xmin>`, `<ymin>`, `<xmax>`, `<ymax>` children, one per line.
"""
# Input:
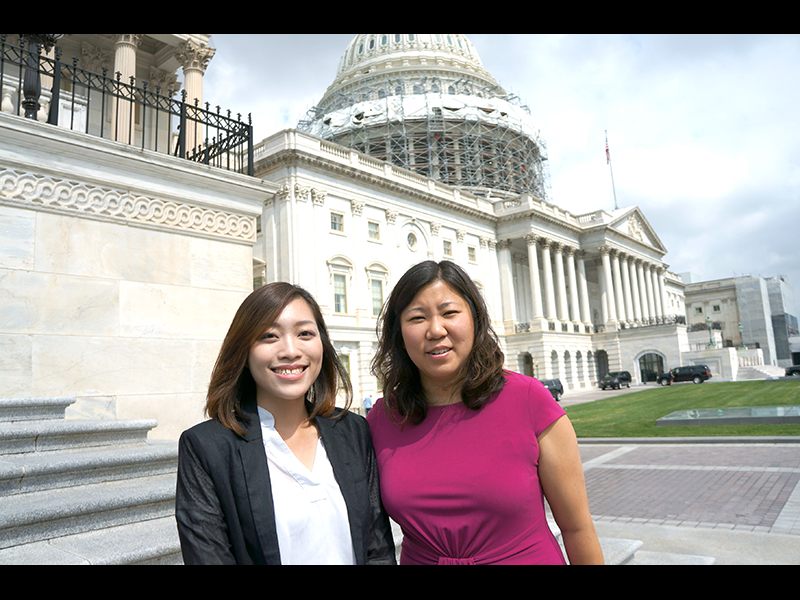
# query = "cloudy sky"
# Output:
<box><xmin>203</xmin><ymin>34</ymin><xmax>800</xmax><ymax>313</ymax></box>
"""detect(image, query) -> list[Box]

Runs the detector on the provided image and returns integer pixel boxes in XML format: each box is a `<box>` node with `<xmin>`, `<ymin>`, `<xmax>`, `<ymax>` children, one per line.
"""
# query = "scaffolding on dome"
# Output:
<box><xmin>298</xmin><ymin>74</ymin><xmax>552</xmax><ymax>202</ymax></box>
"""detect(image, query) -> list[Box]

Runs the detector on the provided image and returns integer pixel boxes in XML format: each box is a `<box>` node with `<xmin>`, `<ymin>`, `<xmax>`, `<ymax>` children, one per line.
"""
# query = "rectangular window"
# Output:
<box><xmin>334</xmin><ymin>274</ymin><xmax>347</xmax><ymax>313</ymax></box>
<box><xmin>331</xmin><ymin>212</ymin><xmax>344</xmax><ymax>232</ymax></box>
<box><xmin>468</xmin><ymin>246</ymin><xmax>477</xmax><ymax>263</ymax></box>
<box><xmin>713</xmin><ymin>304</ymin><xmax>721</xmax><ymax>313</ymax></box>
<box><xmin>443</xmin><ymin>240</ymin><xmax>453</xmax><ymax>257</ymax></box>
<box><xmin>695</xmin><ymin>307</ymin><xmax>703</xmax><ymax>315</ymax></box>
<box><xmin>368</xmin><ymin>221</ymin><xmax>380</xmax><ymax>240</ymax></box>
<box><xmin>371</xmin><ymin>279</ymin><xmax>383</xmax><ymax>317</ymax></box>
<box><xmin>338</xmin><ymin>354</ymin><xmax>351</xmax><ymax>377</ymax></box>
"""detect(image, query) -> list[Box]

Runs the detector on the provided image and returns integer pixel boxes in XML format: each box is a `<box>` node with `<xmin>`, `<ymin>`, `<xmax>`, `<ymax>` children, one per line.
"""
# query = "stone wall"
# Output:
<box><xmin>0</xmin><ymin>114</ymin><xmax>274</xmax><ymax>439</ymax></box>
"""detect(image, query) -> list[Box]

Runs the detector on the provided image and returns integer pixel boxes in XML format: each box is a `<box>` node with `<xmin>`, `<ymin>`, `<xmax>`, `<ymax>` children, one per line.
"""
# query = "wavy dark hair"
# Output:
<box><xmin>206</xmin><ymin>282</ymin><xmax>352</xmax><ymax>435</ymax></box>
<box><xmin>372</xmin><ymin>260</ymin><xmax>505</xmax><ymax>425</ymax></box>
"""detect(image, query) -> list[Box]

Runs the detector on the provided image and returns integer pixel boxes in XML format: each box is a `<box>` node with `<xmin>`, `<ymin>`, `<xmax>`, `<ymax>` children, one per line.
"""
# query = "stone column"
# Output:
<box><xmin>540</xmin><ymin>238</ymin><xmax>557</xmax><ymax>320</ymax></box>
<box><xmin>636</xmin><ymin>259</ymin><xmax>650</xmax><ymax>321</ymax></box>
<box><xmin>576</xmin><ymin>251</ymin><xmax>591</xmax><ymax>325</ymax></box>
<box><xmin>644</xmin><ymin>263</ymin><xmax>657</xmax><ymax>319</ymax></box>
<box><xmin>111</xmin><ymin>34</ymin><xmax>141</xmax><ymax>144</ymax></box>
<box><xmin>658</xmin><ymin>267</ymin><xmax>669</xmax><ymax>318</ymax></box>
<box><xmin>610</xmin><ymin>249</ymin><xmax>626</xmax><ymax>322</ymax></box>
<box><xmin>600</xmin><ymin>246</ymin><xmax>617</xmax><ymax>322</ymax></box>
<box><xmin>175</xmin><ymin>39</ymin><xmax>216</xmax><ymax>154</ymax></box>
<box><xmin>525</xmin><ymin>234</ymin><xmax>543</xmax><ymax>319</ymax></box>
<box><xmin>553</xmin><ymin>242</ymin><xmax>569</xmax><ymax>322</ymax></box>
<box><xmin>565</xmin><ymin>247</ymin><xmax>580</xmax><ymax>323</ymax></box>
<box><xmin>484</xmin><ymin>238</ymin><xmax>503</xmax><ymax>328</ymax></box>
<box><xmin>513</xmin><ymin>254</ymin><xmax>529</xmax><ymax>323</ymax></box>
<box><xmin>651</xmin><ymin>266</ymin><xmax>663</xmax><ymax>319</ymax></box>
<box><xmin>497</xmin><ymin>240</ymin><xmax>517</xmax><ymax>329</ymax></box>
<box><xmin>620</xmin><ymin>253</ymin><xmax>634</xmax><ymax>323</ymax></box>
<box><xmin>629</xmin><ymin>257</ymin><xmax>642</xmax><ymax>322</ymax></box>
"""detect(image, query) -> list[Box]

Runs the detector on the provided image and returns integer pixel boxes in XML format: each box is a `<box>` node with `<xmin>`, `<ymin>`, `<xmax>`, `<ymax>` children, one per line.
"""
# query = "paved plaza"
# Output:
<box><xmin>565</xmin><ymin>385</ymin><xmax>800</xmax><ymax>564</ymax></box>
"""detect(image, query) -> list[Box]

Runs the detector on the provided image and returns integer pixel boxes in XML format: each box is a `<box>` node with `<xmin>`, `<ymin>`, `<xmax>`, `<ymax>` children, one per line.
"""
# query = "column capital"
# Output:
<box><xmin>496</xmin><ymin>239</ymin><xmax>513</xmax><ymax>251</ymax></box>
<box><xmin>524</xmin><ymin>233</ymin><xmax>539</xmax><ymax>246</ymax></box>
<box><xmin>110</xmin><ymin>34</ymin><xmax>142</xmax><ymax>49</ymax></box>
<box><xmin>175</xmin><ymin>40</ymin><xmax>216</xmax><ymax>74</ymax></box>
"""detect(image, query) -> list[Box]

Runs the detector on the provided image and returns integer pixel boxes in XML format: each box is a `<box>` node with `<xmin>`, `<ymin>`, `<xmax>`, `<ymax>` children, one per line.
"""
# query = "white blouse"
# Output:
<box><xmin>257</xmin><ymin>407</ymin><xmax>356</xmax><ymax>565</ymax></box>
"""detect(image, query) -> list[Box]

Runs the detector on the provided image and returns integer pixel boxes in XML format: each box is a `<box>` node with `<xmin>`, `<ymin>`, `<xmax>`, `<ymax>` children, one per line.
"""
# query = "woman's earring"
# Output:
<box><xmin>307</xmin><ymin>384</ymin><xmax>316</xmax><ymax>406</ymax></box>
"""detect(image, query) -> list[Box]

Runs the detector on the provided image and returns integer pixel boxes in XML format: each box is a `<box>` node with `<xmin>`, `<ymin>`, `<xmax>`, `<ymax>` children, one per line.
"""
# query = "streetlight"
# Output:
<box><xmin>18</xmin><ymin>34</ymin><xmax>64</xmax><ymax>120</ymax></box>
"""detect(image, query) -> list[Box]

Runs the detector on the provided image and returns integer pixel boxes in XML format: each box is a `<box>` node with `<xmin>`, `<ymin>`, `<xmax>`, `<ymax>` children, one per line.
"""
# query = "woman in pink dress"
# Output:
<box><xmin>367</xmin><ymin>260</ymin><xmax>603</xmax><ymax>565</ymax></box>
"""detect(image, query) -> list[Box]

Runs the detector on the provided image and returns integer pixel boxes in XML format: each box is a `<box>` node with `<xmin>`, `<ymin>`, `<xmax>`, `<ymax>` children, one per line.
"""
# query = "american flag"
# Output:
<box><xmin>605</xmin><ymin>136</ymin><xmax>610</xmax><ymax>164</ymax></box>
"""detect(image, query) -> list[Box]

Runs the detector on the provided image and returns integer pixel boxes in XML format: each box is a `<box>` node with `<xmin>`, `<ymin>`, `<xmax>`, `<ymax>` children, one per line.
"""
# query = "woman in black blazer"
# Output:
<box><xmin>175</xmin><ymin>283</ymin><xmax>395</xmax><ymax>565</ymax></box>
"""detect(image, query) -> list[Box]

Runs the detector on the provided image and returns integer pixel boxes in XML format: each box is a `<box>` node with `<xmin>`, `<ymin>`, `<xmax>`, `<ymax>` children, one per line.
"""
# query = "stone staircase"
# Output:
<box><xmin>737</xmin><ymin>364</ymin><xmax>787</xmax><ymax>380</ymax></box>
<box><xmin>0</xmin><ymin>397</ymin><xmax>181</xmax><ymax>565</ymax></box>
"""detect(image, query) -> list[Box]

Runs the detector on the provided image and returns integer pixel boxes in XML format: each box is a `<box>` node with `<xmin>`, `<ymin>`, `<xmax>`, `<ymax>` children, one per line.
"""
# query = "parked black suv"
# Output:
<box><xmin>599</xmin><ymin>371</ymin><xmax>632</xmax><ymax>390</ymax></box>
<box><xmin>541</xmin><ymin>378</ymin><xmax>563</xmax><ymax>402</ymax></box>
<box><xmin>786</xmin><ymin>365</ymin><xmax>800</xmax><ymax>377</ymax></box>
<box><xmin>657</xmin><ymin>365</ymin><xmax>711</xmax><ymax>386</ymax></box>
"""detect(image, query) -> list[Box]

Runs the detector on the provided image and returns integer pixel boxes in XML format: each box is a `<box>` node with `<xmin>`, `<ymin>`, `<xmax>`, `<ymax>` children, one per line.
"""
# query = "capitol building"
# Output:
<box><xmin>251</xmin><ymin>33</ymin><xmax>690</xmax><ymax>406</ymax></box>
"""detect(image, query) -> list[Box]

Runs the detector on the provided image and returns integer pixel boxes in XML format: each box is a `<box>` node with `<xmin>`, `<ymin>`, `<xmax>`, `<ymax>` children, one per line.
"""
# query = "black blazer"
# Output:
<box><xmin>175</xmin><ymin>398</ymin><xmax>396</xmax><ymax>565</ymax></box>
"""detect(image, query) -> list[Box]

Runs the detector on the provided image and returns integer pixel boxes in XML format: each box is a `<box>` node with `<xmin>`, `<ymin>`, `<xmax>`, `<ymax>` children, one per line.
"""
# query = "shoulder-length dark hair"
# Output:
<box><xmin>206</xmin><ymin>282</ymin><xmax>352</xmax><ymax>435</ymax></box>
<box><xmin>371</xmin><ymin>260</ymin><xmax>505</xmax><ymax>425</ymax></box>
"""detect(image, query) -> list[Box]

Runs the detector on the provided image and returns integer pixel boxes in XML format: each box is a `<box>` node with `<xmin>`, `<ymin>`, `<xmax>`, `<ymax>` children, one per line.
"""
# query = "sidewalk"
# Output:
<box><xmin>560</xmin><ymin>384</ymin><xmax>800</xmax><ymax>564</ymax></box>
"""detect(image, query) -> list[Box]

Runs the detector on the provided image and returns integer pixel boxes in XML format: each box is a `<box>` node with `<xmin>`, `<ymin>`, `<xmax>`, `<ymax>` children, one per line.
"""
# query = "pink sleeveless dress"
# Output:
<box><xmin>367</xmin><ymin>371</ymin><xmax>567</xmax><ymax>565</ymax></box>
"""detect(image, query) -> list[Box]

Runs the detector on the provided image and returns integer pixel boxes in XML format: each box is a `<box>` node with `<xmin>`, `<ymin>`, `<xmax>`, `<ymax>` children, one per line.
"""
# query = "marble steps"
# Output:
<box><xmin>0</xmin><ymin>397</ymin><xmax>182</xmax><ymax>564</ymax></box>
<box><xmin>737</xmin><ymin>365</ymin><xmax>787</xmax><ymax>380</ymax></box>
<box><xmin>549</xmin><ymin>521</ymin><xmax>716</xmax><ymax>565</ymax></box>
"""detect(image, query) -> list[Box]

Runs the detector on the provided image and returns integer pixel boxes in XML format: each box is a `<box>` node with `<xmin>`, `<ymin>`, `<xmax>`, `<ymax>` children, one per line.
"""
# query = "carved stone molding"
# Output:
<box><xmin>0</xmin><ymin>165</ymin><xmax>256</xmax><ymax>243</ymax></box>
<box><xmin>311</xmin><ymin>188</ymin><xmax>327</xmax><ymax>205</ymax></box>
<box><xmin>350</xmin><ymin>199</ymin><xmax>365</xmax><ymax>215</ymax></box>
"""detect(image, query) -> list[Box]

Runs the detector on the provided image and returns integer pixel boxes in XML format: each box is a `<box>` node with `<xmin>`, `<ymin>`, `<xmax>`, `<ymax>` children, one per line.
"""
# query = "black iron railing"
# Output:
<box><xmin>1</xmin><ymin>34</ymin><xmax>253</xmax><ymax>176</ymax></box>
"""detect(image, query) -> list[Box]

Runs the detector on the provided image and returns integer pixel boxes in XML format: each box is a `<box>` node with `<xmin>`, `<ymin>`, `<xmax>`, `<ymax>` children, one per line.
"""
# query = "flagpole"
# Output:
<box><xmin>606</xmin><ymin>130</ymin><xmax>618</xmax><ymax>210</ymax></box>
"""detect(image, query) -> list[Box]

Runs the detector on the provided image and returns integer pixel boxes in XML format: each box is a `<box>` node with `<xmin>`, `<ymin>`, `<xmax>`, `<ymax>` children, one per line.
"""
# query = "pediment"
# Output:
<box><xmin>608</xmin><ymin>207</ymin><xmax>666</xmax><ymax>253</ymax></box>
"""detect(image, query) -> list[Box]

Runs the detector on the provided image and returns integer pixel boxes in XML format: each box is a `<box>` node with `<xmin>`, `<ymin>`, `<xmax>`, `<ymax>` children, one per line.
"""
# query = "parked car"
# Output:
<box><xmin>541</xmin><ymin>378</ymin><xmax>563</xmax><ymax>402</ymax></box>
<box><xmin>599</xmin><ymin>371</ymin><xmax>632</xmax><ymax>390</ymax></box>
<box><xmin>657</xmin><ymin>365</ymin><xmax>711</xmax><ymax>386</ymax></box>
<box><xmin>786</xmin><ymin>365</ymin><xmax>800</xmax><ymax>377</ymax></box>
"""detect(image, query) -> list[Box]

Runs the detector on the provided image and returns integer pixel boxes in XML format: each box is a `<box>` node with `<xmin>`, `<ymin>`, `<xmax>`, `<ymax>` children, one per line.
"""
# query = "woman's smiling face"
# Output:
<box><xmin>400</xmin><ymin>279</ymin><xmax>475</xmax><ymax>404</ymax></box>
<box><xmin>248</xmin><ymin>298</ymin><xmax>323</xmax><ymax>411</ymax></box>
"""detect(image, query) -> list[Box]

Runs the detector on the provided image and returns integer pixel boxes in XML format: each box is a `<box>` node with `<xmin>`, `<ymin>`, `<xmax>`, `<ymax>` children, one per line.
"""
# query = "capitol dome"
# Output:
<box><xmin>299</xmin><ymin>34</ymin><xmax>549</xmax><ymax>200</ymax></box>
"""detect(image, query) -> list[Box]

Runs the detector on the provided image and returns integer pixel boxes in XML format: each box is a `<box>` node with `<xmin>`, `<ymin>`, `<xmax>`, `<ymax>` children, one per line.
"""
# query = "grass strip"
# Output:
<box><xmin>565</xmin><ymin>380</ymin><xmax>800</xmax><ymax>438</ymax></box>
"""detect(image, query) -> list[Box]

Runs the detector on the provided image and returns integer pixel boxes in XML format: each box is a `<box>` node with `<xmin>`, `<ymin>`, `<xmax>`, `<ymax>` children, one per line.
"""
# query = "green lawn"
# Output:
<box><xmin>565</xmin><ymin>380</ymin><xmax>800</xmax><ymax>438</ymax></box>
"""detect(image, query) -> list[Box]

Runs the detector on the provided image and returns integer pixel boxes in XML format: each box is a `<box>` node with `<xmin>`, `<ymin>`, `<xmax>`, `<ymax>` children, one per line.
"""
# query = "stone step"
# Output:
<box><xmin>0</xmin><ymin>418</ymin><xmax>158</xmax><ymax>456</ymax></box>
<box><xmin>627</xmin><ymin>550</ymin><xmax>716</xmax><ymax>565</ymax></box>
<box><xmin>0</xmin><ymin>397</ymin><xmax>75</xmax><ymax>423</ymax></box>
<box><xmin>0</xmin><ymin>473</ymin><xmax>176</xmax><ymax>550</ymax></box>
<box><xmin>550</xmin><ymin>520</ymin><xmax>715</xmax><ymax>565</ymax></box>
<box><xmin>0</xmin><ymin>516</ymin><xmax>182</xmax><ymax>565</ymax></box>
<box><xmin>737</xmin><ymin>365</ymin><xmax>787</xmax><ymax>380</ymax></box>
<box><xmin>0</xmin><ymin>440</ymin><xmax>178</xmax><ymax>496</ymax></box>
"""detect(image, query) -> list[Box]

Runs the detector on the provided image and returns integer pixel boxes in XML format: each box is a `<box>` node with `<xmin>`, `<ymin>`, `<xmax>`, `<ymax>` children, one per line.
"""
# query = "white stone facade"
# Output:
<box><xmin>252</xmin><ymin>129</ymin><xmax>689</xmax><ymax>407</ymax></box>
